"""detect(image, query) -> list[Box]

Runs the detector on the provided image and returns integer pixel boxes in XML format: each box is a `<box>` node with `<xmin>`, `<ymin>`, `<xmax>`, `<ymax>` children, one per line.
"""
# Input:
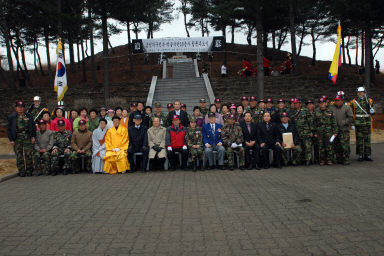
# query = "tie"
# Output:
<box><xmin>266</xmin><ymin>123</ymin><xmax>270</xmax><ymax>131</ymax></box>
<box><xmin>211</xmin><ymin>124</ymin><xmax>215</xmax><ymax>135</ymax></box>
<box><xmin>247</xmin><ymin>124</ymin><xmax>251</xmax><ymax>133</ymax></box>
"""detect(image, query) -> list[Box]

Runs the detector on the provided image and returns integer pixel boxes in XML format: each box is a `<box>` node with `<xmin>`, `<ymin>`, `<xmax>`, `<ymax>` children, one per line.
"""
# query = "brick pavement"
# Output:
<box><xmin>0</xmin><ymin>144</ymin><xmax>384</xmax><ymax>256</ymax></box>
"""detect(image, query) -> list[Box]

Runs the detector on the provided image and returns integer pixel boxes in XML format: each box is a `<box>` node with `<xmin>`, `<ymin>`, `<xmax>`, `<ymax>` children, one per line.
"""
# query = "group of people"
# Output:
<box><xmin>7</xmin><ymin>86</ymin><xmax>375</xmax><ymax>177</ymax></box>
<box><xmin>238</xmin><ymin>55</ymin><xmax>292</xmax><ymax>77</ymax></box>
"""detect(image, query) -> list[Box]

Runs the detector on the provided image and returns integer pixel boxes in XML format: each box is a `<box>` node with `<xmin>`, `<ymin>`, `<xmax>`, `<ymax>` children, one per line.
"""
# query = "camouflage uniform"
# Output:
<box><xmin>28</xmin><ymin>105</ymin><xmax>45</xmax><ymax>121</ymax></box>
<box><xmin>221</xmin><ymin>123</ymin><xmax>245</xmax><ymax>167</ymax></box>
<box><xmin>291</xmin><ymin>108</ymin><xmax>313</xmax><ymax>162</ymax></box>
<box><xmin>185</xmin><ymin>127</ymin><xmax>203</xmax><ymax>161</ymax></box>
<box><xmin>33</xmin><ymin>152</ymin><xmax>50</xmax><ymax>175</ymax></box>
<box><xmin>51</xmin><ymin>130</ymin><xmax>72</xmax><ymax>173</ymax></box>
<box><xmin>150</xmin><ymin>112</ymin><xmax>168</xmax><ymax>127</ymax></box>
<box><xmin>222</xmin><ymin>113</ymin><xmax>230</xmax><ymax>124</ymax></box>
<box><xmin>243</xmin><ymin>105</ymin><xmax>252</xmax><ymax>114</ymax></box>
<box><xmin>251</xmin><ymin>108</ymin><xmax>265</xmax><ymax>124</ymax></box>
<box><xmin>200</xmin><ymin>107</ymin><xmax>208</xmax><ymax>117</ymax></box>
<box><xmin>315</xmin><ymin>108</ymin><xmax>338</xmax><ymax>164</ymax></box>
<box><xmin>70</xmin><ymin>150</ymin><xmax>92</xmax><ymax>172</ymax></box>
<box><xmin>350</xmin><ymin>97</ymin><xmax>374</xmax><ymax>157</ymax></box>
<box><xmin>307</xmin><ymin>110</ymin><xmax>320</xmax><ymax>163</ymax></box>
<box><xmin>14</xmin><ymin>114</ymin><xmax>34</xmax><ymax>175</ymax></box>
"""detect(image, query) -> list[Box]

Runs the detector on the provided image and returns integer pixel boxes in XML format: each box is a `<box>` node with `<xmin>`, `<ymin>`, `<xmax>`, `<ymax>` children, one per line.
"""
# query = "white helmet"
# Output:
<box><xmin>357</xmin><ymin>87</ymin><xmax>365</xmax><ymax>92</ymax></box>
<box><xmin>33</xmin><ymin>96</ymin><xmax>41</xmax><ymax>101</ymax></box>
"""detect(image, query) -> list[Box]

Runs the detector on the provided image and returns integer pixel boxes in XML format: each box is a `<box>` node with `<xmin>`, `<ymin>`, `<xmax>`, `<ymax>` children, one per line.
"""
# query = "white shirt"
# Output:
<box><xmin>175</xmin><ymin>110</ymin><xmax>181</xmax><ymax>116</ymax></box>
<box><xmin>221</xmin><ymin>65</ymin><xmax>227</xmax><ymax>75</ymax></box>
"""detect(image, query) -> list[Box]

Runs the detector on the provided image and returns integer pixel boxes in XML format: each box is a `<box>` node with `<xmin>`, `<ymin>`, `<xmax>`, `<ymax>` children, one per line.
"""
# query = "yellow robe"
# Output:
<box><xmin>103</xmin><ymin>125</ymin><xmax>130</xmax><ymax>174</ymax></box>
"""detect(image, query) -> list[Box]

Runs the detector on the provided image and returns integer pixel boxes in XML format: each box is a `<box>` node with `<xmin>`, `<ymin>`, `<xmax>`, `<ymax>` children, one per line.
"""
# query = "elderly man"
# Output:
<box><xmin>28</xmin><ymin>96</ymin><xmax>46</xmax><ymax>121</ymax></box>
<box><xmin>51</xmin><ymin>120</ymin><xmax>72</xmax><ymax>175</ymax></box>
<box><xmin>240</xmin><ymin>112</ymin><xmax>260</xmax><ymax>170</ymax></box>
<box><xmin>222</xmin><ymin>114</ymin><xmax>245</xmax><ymax>171</ymax></box>
<box><xmin>7</xmin><ymin>101</ymin><xmax>36</xmax><ymax>177</ymax></box>
<box><xmin>104</xmin><ymin>116</ymin><xmax>130</xmax><ymax>174</ymax></box>
<box><xmin>166</xmin><ymin>115</ymin><xmax>188</xmax><ymax>170</ymax></box>
<box><xmin>202</xmin><ymin>112</ymin><xmax>225</xmax><ymax>170</ymax></box>
<box><xmin>148</xmin><ymin>117</ymin><xmax>167</xmax><ymax>170</ymax></box>
<box><xmin>167</xmin><ymin>100</ymin><xmax>189</xmax><ymax>127</ymax></box>
<box><xmin>150</xmin><ymin>102</ymin><xmax>168</xmax><ymax>127</ymax></box>
<box><xmin>33</xmin><ymin>120</ymin><xmax>54</xmax><ymax>175</ymax></box>
<box><xmin>278</xmin><ymin>112</ymin><xmax>302</xmax><ymax>166</ymax></box>
<box><xmin>128</xmin><ymin>114</ymin><xmax>149</xmax><ymax>172</ymax></box>
<box><xmin>71</xmin><ymin>120</ymin><xmax>93</xmax><ymax>173</ymax></box>
<box><xmin>330</xmin><ymin>95</ymin><xmax>353</xmax><ymax>165</ymax></box>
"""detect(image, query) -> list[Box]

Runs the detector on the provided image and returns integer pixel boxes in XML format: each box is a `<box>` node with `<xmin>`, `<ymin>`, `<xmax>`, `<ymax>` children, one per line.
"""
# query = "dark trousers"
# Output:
<box><xmin>245</xmin><ymin>145</ymin><xmax>260</xmax><ymax>167</ymax></box>
<box><xmin>260</xmin><ymin>144</ymin><xmax>282</xmax><ymax>167</ymax></box>
<box><xmin>128</xmin><ymin>149</ymin><xmax>149</xmax><ymax>171</ymax></box>
<box><xmin>167</xmin><ymin>148</ymin><xmax>188</xmax><ymax>169</ymax></box>
<box><xmin>149</xmin><ymin>156</ymin><xmax>166</xmax><ymax>171</ymax></box>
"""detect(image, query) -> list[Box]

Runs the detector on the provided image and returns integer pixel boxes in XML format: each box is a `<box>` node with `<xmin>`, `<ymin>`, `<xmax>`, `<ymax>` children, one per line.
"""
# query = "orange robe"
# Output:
<box><xmin>120</xmin><ymin>117</ymin><xmax>129</xmax><ymax>129</ymax></box>
<box><xmin>103</xmin><ymin>125</ymin><xmax>130</xmax><ymax>174</ymax></box>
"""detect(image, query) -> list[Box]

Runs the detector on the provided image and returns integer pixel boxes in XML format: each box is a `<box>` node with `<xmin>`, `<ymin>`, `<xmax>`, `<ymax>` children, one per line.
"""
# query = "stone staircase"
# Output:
<box><xmin>151</xmin><ymin>61</ymin><xmax>212</xmax><ymax>114</ymax></box>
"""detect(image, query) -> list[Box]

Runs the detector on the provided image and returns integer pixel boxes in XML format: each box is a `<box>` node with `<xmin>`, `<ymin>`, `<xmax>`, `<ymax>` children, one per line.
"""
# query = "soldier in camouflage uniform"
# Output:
<box><xmin>290</xmin><ymin>98</ymin><xmax>313</xmax><ymax>165</ymax></box>
<box><xmin>252</xmin><ymin>99</ymin><xmax>266</xmax><ymax>124</ymax></box>
<box><xmin>306</xmin><ymin>99</ymin><xmax>320</xmax><ymax>164</ymax></box>
<box><xmin>215</xmin><ymin>98</ymin><xmax>222</xmax><ymax>114</ymax></box>
<box><xmin>199</xmin><ymin>99</ymin><xmax>208</xmax><ymax>117</ymax></box>
<box><xmin>7</xmin><ymin>101</ymin><xmax>36</xmax><ymax>177</ymax></box>
<box><xmin>350</xmin><ymin>87</ymin><xmax>375</xmax><ymax>161</ymax></box>
<box><xmin>185</xmin><ymin>117</ymin><xmax>204</xmax><ymax>171</ymax></box>
<box><xmin>27</xmin><ymin>96</ymin><xmax>46</xmax><ymax>122</ymax></box>
<box><xmin>315</xmin><ymin>98</ymin><xmax>338</xmax><ymax>165</ymax></box>
<box><xmin>222</xmin><ymin>114</ymin><xmax>245</xmax><ymax>170</ymax></box>
<box><xmin>150</xmin><ymin>102</ymin><xmax>168</xmax><ymax>127</ymax></box>
<box><xmin>265</xmin><ymin>98</ymin><xmax>276</xmax><ymax>117</ymax></box>
<box><xmin>51</xmin><ymin>119</ymin><xmax>72</xmax><ymax>175</ymax></box>
<box><xmin>33</xmin><ymin>120</ymin><xmax>54</xmax><ymax>175</ymax></box>
<box><xmin>330</xmin><ymin>95</ymin><xmax>353</xmax><ymax>165</ymax></box>
<box><xmin>249</xmin><ymin>96</ymin><xmax>258</xmax><ymax>114</ymax></box>
<box><xmin>273</xmin><ymin>98</ymin><xmax>287</xmax><ymax>123</ymax></box>
<box><xmin>241</xmin><ymin>96</ymin><xmax>251</xmax><ymax>114</ymax></box>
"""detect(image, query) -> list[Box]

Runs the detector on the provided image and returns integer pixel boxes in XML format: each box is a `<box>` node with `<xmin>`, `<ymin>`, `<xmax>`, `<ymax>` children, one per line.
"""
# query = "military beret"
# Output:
<box><xmin>215</xmin><ymin>98</ymin><xmax>221</xmax><ymax>103</ymax></box>
<box><xmin>290</xmin><ymin>98</ymin><xmax>296</xmax><ymax>103</ymax></box>
<box><xmin>334</xmin><ymin>95</ymin><xmax>343</xmax><ymax>101</ymax></box>
<box><xmin>306</xmin><ymin>99</ymin><xmax>314</xmax><ymax>105</ymax></box>
<box><xmin>15</xmin><ymin>101</ymin><xmax>25</xmax><ymax>107</ymax></box>
<box><xmin>229</xmin><ymin>104</ymin><xmax>237</xmax><ymax>109</ymax></box>
<box><xmin>167</xmin><ymin>103</ymin><xmax>173</xmax><ymax>108</ymax></box>
<box><xmin>258</xmin><ymin>99</ymin><xmax>265</xmax><ymax>103</ymax></box>
<box><xmin>293</xmin><ymin>98</ymin><xmax>300</xmax><ymax>103</ymax></box>
<box><xmin>241</xmin><ymin>96</ymin><xmax>249</xmax><ymax>101</ymax></box>
<box><xmin>228</xmin><ymin>114</ymin><xmax>236</xmax><ymax>119</ymax></box>
<box><xmin>38</xmin><ymin>120</ymin><xmax>46</xmax><ymax>125</ymax></box>
<box><xmin>278</xmin><ymin>98</ymin><xmax>285</xmax><ymax>103</ymax></box>
<box><xmin>280</xmin><ymin>112</ymin><xmax>289</xmax><ymax>118</ymax></box>
<box><xmin>181</xmin><ymin>103</ymin><xmax>186</xmax><ymax>108</ymax></box>
<box><xmin>208</xmin><ymin>112</ymin><xmax>216</xmax><ymax>118</ymax></box>
<box><xmin>112</xmin><ymin>115</ymin><xmax>121</xmax><ymax>121</ymax></box>
<box><xmin>200</xmin><ymin>98</ymin><xmax>207</xmax><ymax>103</ymax></box>
<box><xmin>154</xmin><ymin>102</ymin><xmax>162</xmax><ymax>108</ymax></box>
<box><xmin>319</xmin><ymin>97</ymin><xmax>326</xmax><ymax>103</ymax></box>
<box><xmin>321</xmin><ymin>95</ymin><xmax>328</xmax><ymax>100</ymax></box>
<box><xmin>57</xmin><ymin>120</ymin><xmax>65</xmax><ymax>126</ymax></box>
<box><xmin>172</xmin><ymin>115</ymin><xmax>180</xmax><ymax>120</ymax></box>
<box><xmin>134</xmin><ymin>114</ymin><xmax>142</xmax><ymax>119</ymax></box>
<box><xmin>130</xmin><ymin>103</ymin><xmax>137</xmax><ymax>107</ymax></box>
<box><xmin>266</xmin><ymin>98</ymin><xmax>273</xmax><ymax>103</ymax></box>
<box><xmin>79</xmin><ymin>120</ymin><xmax>87</xmax><ymax>125</ymax></box>
<box><xmin>190</xmin><ymin>117</ymin><xmax>197</xmax><ymax>123</ymax></box>
<box><xmin>250</xmin><ymin>96</ymin><xmax>257</xmax><ymax>101</ymax></box>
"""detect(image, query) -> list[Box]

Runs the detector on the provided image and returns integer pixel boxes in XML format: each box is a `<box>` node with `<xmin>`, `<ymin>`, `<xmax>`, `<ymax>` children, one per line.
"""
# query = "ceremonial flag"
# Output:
<box><xmin>54</xmin><ymin>39</ymin><xmax>68</xmax><ymax>101</ymax></box>
<box><xmin>328</xmin><ymin>22</ymin><xmax>343</xmax><ymax>84</ymax></box>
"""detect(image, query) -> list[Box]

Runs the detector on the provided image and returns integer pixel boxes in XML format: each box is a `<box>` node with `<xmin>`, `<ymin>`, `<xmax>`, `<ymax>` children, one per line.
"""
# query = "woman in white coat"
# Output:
<box><xmin>92</xmin><ymin>118</ymin><xmax>108</xmax><ymax>173</ymax></box>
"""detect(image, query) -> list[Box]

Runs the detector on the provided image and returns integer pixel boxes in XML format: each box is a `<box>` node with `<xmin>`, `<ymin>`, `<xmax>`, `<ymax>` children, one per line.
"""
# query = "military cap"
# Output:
<box><xmin>241</xmin><ymin>96</ymin><xmax>249</xmax><ymax>101</ymax></box>
<box><xmin>258</xmin><ymin>99</ymin><xmax>265</xmax><ymax>103</ymax></box>
<box><xmin>321</xmin><ymin>95</ymin><xmax>328</xmax><ymax>100</ymax></box>
<box><xmin>280</xmin><ymin>112</ymin><xmax>289</xmax><ymax>118</ymax></box>
<box><xmin>79</xmin><ymin>120</ymin><xmax>87</xmax><ymax>125</ymax></box>
<box><xmin>154</xmin><ymin>102</ymin><xmax>162</xmax><ymax>108</ymax></box>
<box><xmin>15</xmin><ymin>101</ymin><xmax>25</xmax><ymax>107</ymax></box>
<box><xmin>266</xmin><ymin>98</ymin><xmax>273</xmax><ymax>103</ymax></box>
<box><xmin>250</xmin><ymin>96</ymin><xmax>257</xmax><ymax>101</ymax></box>
<box><xmin>181</xmin><ymin>103</ymin><xmax>186</xmax><ymax>108</ymax></box>
<box><xmin>200</xmin><ymin>98</ymin><xmax>207</xmax><ymax>103</ymax></box>
<box><xmin>172</xmin><ymin>115</ymin><xmax>180</xmax><ymax>120</ymax></box>
<box><xmin>167</xmin><ymin>103</ymin><xmax>173</xmax><ymax>108</ymax></box>
<box><xmin>319</xmin><ymin>97</ymin><xmax>326</xmax><ymax>103</ymax></box>
<box><xmin>190</xmin><ymin>117</ymin><xmax>197</xmax><ymax>123</ymax></box>
<box><xmin>290</xmin><ymin>98</ymin><xmax>296</xmax><ymax>103</ymax></box>
<box><xmin>57</xmin><ymin>120</ymin><xmax>65</xmax><ymax>126</ymax></box>
<box><xmin>38</xmin><ymin>120</ymin><xmax>46</xmax><ymax>125</ymax></box>
<box><xmin>305</xmin><ymin>99</ymin><xmax>314</xmax><ymax>105</ymax></box>
<box><xmin>334</xmin><ymin>95</ymin><xmax>343</xmax><ymax>101</ymax></box>
<box><xmin>208</xmin><ymin>112</ymin><xmax>216</xmax><ymax>118</ymax></box>
<box><xmin>229</xmin><ymin>104</ymin><xmax>237</xmax><ymax>109</ymax></box>
<box><xmin>130</xmin><ymin>103</ymin><xmax>137</xmax><ymax>107</ymax></box>
<box><xmin>215</xmin><ymin>98</ymin><xmax>221</xmax><ymax>103</ymax></box>
<box><xmin>277</xmin><ymin>98</ymin><xmax>285</xmax><ymax>103</ymax></box>
<box><xmin>134</xmin><ymin>114</ymin><xmax>142</xmax><ymax>119</ymax></box>
<box><xmin>357</xmin><ymin>87</ymin><xmax>365</xmax><ymax>92</ymax></box>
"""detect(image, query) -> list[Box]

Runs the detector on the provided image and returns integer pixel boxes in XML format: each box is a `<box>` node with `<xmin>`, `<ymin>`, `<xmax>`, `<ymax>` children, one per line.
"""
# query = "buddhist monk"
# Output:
<box><xmin>103</xmin><ymin>116</ymin><xmax>130</xmax><ymax>174</ymax></box>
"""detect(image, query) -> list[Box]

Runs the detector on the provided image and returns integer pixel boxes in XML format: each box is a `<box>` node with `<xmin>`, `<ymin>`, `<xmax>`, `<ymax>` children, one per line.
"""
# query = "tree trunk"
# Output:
<box><xmin>246</xmin><ymin>24</ymin><xmax>252</xmax><ymax>46</ymax></box>
<box><xmin>36</xmin><ymin>40</ymin><xmax>44</xmax><ymax>75</ymax></box>
<box><xmin>3</xmin><ymin>28</ymin><xmax>16</xmax><ymax>88</ymax></box>
<box><xmin>85</xmin><ymin>39</ymin><xmax>89</xmax><ymax>57</ymax></box>
<box><xmin>222</xmin><ymin>27</ymin><xmax>227</xmax><ymax>65</ymax></box>
<box><xmin>33</xmin><ymin>41</ymin><xmax>38</xmax><ymax>74</ymax></box>
<box><xmin>81</xmin><ymin>38</ymin><xmax>86</xmax><ymax>83</ymax></box>
<box><xmin>278</xmin><ymin>29</ymin><xmax>287</xmax><ymax>50</ymax></box>
<box><xmin>108</xmin><ymin>39</ymin><xmax>115</xmax><ymax>53</ymax></box>
<box><xmin>341</xmin><ymin>30</ymin><xmax>346</xmax><ymax>67</ymax></box>
<box><xmin>101</xmin><ymin>7</ymin><xmax>110</xmax><ymax>102</ymax></box>
<box><xmin>289</xmin><ymin>0</ymin><xmax>299</xmax><ymax>73</ymax></box>
<box><xmin>44</xmin><ymin>28</ymin><xmax>52</xmax><ymax>83</ymax></box>
<box><xmin>256</xmin><ymin>6</ymin><xmax>264</xmax><ymax>99</ymax></box>
<box><xmin>88</xmin><ymin>7</ymin><xmax>97</xmax><ymax>87</ymax></box>
<box><xmin>76</xmin><ymin>42</ymin><xmax>81</xmax><ymax>70</ymax></box>
<box><xmin>297</xmin><ymin>23</ymin><xmax>306</xmax><ymax>56</ymax></box>
<box><xmin>200</xmin><ymin>19</ymin><xmax>204</xmax><ymax>37</ymax></box>
<box><xmin>355</xmin><ymin>35</ymin><xmax>358</xmax><ymax>65</ymax></box>
<box><xmin>346</xmin><ymin>36</ymin><xmax>351</xmax><ymax>65</ymax></box>
<box><xmin>272</xmin><ymin>30</ymin><xmax>276</xmax><ymax>49</ymax></box>
<box><xmin>231</xmin><ymin>24</ymin><xmax>235</xmax><ymax>44</ymax></box>
<box><xmin>364</xmin><ymin>26</ymin><xmax>371</xmax><ymax>88</ymax></box>
<box><xmin>68</xmin><ymin>32</ymin><xmax>75</xmax><ymax>72</ymax></box>
<box><xmin>127</xmin><ymin>20</ymin><xmax>134</xmax><ymax>77</ymax></box>
<box><xmin>361</xmin><ymin>30</ymin><xmax>364</xmax><ymax>67</ymax></box>
<box><xmin>183</xmin><ymin>9</ymin><xmax>190</xmax><ymax>37</ymax></box>
<box><xmin>262</xmin><ymin>29</ymin><xmax>268</xmax><ymax>57</ymax></box>
<box><xmin>310</xmin><ymin>28</ymin><xmax>316</xmax><ymax>66</ymax></box>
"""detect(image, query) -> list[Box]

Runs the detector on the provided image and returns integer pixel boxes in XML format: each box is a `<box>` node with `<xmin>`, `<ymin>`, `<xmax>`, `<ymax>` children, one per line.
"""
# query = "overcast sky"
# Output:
<box><xmin>1</xmin><ymin>8</ymin><xmax>383</xmax><ymax>70</ymax></box>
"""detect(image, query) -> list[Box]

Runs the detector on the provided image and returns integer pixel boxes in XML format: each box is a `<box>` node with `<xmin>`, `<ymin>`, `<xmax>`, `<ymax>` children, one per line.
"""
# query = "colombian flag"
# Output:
<box><xmin>328</xmin><ymin>22</ymin><xmax>342</xmax><ymax>84</ymax></box>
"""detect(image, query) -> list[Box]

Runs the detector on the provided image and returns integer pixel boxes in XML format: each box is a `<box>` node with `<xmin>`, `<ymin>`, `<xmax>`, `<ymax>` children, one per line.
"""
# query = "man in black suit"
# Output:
<box><xmin>167</xmin><ymin>100</ymin><xmax>189</xmax><ymax>127</ymax></box>
<box><xmin>128</xmin><ymin>114</ymin><xmax>149</xmax><ymax>172</ymax></box>
<box><xmin>240</xmin><ymin>112</ymin><xmax>260</xmax><ymax>170</ymax></box>
<box><xmin>257</xmin><ymin>112</ymin><xmax>282</xmax><ymax>169</ymax></box>
<box><xmin>128</xmin><ymin>101</ymin><xmax>149</xmax><ymax>127</ymax></box>
<box><xmin>279</xmin><ymin>112</ymin><xmax>302</xmax><ymax>166</ymax></box>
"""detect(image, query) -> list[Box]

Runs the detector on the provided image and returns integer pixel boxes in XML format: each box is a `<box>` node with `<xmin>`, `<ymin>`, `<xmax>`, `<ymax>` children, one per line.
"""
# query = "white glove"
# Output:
<box><xmin>182</xmin><ymin>145</ymin><xmax>187</xmax><ymax>150</ymax></box>
<box><xmin>113</xmin><ymin>148</ymin><xmax>120</xmax><ymax>152</ymax></box>
<box><xmin>351</xmin><ymin>125</ymin><xmax>355</xmax><ymax>130</ymax></box>
<box><xmin>237</xmin><ymin>143</ymin><xmax>242</xmax><ymax>147</ymax></box>
<box><xmin>167</xmin><ymin>146</ymin><xmax>172</xmax><ymax>151</ymax></box>
<box><xmin>231</xmin><ymin>143</ymin><xmax>237</xmax><ymax>148</ymax></box>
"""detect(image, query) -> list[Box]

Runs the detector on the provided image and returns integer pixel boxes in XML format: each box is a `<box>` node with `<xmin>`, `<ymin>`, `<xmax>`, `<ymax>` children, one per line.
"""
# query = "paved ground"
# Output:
<box><xmin>0</xmin><ymin>145</ymin><xmax>384</xmax><ymax>256</ymax></box>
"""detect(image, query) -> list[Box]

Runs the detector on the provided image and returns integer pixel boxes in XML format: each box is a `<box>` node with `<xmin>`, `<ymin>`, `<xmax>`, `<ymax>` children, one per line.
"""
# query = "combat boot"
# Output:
<box><xmin>364</xmin><ymin>156</ymin><xmax>373</xmax><ymax>161</ymax></box>
<box><xmin>358</xmin><ymin>155</ymin><xmax>364</xmax><ymax>161</ymax></box>
<box><xmin>192</xmin><ymin>161</ymin><xmax>197</xmax><ymax>172</ymax></box>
